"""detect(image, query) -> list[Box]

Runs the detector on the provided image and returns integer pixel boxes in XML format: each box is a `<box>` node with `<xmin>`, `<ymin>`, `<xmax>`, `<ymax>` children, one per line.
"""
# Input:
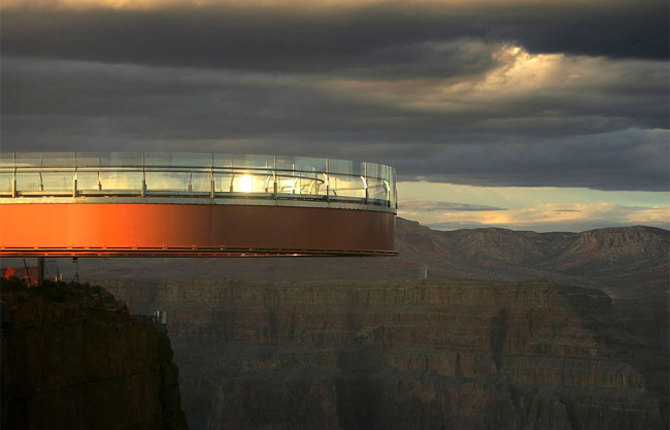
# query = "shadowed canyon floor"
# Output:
<box><xmin>102</xmin><ymin>279</ymin><xmax>669</xmax><ymax>430</ymax></box>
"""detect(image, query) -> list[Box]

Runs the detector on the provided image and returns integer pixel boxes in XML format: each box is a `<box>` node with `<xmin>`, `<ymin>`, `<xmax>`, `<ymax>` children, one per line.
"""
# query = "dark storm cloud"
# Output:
<box><xmin>2</xmin><ymin>0</ymin><xmax>667</xmax><ymax>77</ymax></box>
<box><xmin>1</xmin><ymin>1</ymin><xmax>668</xmax><ymax>193</ymax></box>
<box><xmin>2</xmin><ymin>56</ymin><xmax>667</xmax><ymax>191</ymax></box>
<box><xmin>397</xmin><ymin>129</ymin><xmax>670</xmax><ymax>191</ymax></box>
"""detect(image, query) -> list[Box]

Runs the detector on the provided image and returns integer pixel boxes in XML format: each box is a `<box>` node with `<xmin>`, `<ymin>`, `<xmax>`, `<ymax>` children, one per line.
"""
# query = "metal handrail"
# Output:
<box><xmin>0</xmin><ymin>153</ymin><xmax>397</xmax><ymax>208</ymax></box>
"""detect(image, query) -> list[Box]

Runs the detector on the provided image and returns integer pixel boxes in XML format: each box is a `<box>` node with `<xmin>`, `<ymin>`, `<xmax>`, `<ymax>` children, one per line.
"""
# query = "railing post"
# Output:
<box><xmin>363</xmin><ymin>163</ymin><xmax>368</xmax><ymax>204</ymax></box>
<box><xmin>72</xmin><ymin>152</ymin><xmax>78</xmax><ymax>197</ymax></box>
<box><xmin>210</xmin><ymin>154</ymin><xmax>215</xmax><ymax>198</ymax></box>
<box><xmin>325</xmin><ymin>159</ymin><xmax>330</xmax><ymax>202</ymax></box>
<box><xmin>11</xmin><ymin>167</ymin><xmax>16</xmax><ymax>198</ymax></box>
<box><xmin>273</xmin><ymin>155</ymin><xmax>278</xmax><ymax>199</ymax></box>
<box><xmin>384</xmin><ymin>180</ymin><xmax>390</xmax><ymax>207</ymax></box>
<box><xmin>210</xmin><ymin>167</ymin><xmax>215</xmax><ymax>198</ymax></box>
<box><xmin>72</xmin><ymin>168</ymin><xmax>78</xmax><ymax>198</ymax></box>
<box><xmin>141</xmin><ymin>153</ymin><xmax>146</xmax><ymax>197</ymax></box>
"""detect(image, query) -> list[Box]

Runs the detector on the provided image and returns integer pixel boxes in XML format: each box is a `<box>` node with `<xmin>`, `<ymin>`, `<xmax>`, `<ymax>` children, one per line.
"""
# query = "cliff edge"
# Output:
<box><xmin>0</xmin><ymin>279</ymin><xmax>189</xmax><ymax>430</ymax></box>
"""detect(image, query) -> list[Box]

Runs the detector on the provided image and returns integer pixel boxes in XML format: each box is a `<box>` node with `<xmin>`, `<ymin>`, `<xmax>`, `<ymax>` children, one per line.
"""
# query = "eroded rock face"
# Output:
<box><xmin>102</xmin><ymin>279</ymin><xmax>668</xmax><ymax>430</ymax></box>
<box><xmin>0</xmin><ymin>280</ymin><xmax>189</xmax><ymax>430</ymax></box>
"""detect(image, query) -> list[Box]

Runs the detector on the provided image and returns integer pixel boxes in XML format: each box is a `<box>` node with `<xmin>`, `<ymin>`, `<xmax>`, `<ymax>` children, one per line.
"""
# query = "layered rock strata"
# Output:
<box><xmin>1</xmin><ymin>280</ymin><xmax>189</xmax><ymax>430</ymax></box>
<box><xmin>102</xmin><ymin>278</ymin><xmax>668</xmax><ymax>430</ymax></box>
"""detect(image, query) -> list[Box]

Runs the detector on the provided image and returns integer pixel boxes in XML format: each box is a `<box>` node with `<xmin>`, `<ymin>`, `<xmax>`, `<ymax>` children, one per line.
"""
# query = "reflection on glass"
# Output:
<box><xmin>42</xmin><ymin>172</ymin><xmax>71</xmax><ymax>192</ymax></box>
<box><xmin>329</xmin><ymin>174</ymin><xmax>365</xmax><ymax>199</ymax></box>
<box><xmin>367</xmin><ymin>177</ymin><xmax>387</xmax><ymax>200</ymax></box>
<box><xmin>99</xmin><ymin>172</ymin><xmax>142</xmax><ymax>191</ymax></box>
<box><xmin>146</xmin><ymin>171</ymin><xmax>210</xmax><ymax>193</ymax></box>
<box><xmin>77</xmin><ymin>172</ymin><xmax>102</xmax><ymax>192</ymax></box>
<box><xmin>0</xmin><ymin>173</ymin><xmax>13</xmax><ymax>192</ymax></box>
<box><xmin>1</xmin><ymin>152</ymin><xmax>395</xmax><ymax>208</ymax></box>
<box><xmin>16</xmin><ymin>173</ymin><xmax>42</xmax><ymax>193</ymax></box>
<box><xmin>236</xmin><ymin>175</ymin><xmax>253</xmax><ymax>193</ymax></box>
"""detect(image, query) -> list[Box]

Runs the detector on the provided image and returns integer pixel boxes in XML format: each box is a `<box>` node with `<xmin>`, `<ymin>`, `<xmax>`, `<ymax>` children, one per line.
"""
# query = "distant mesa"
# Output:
<box><xmin>0</xmin><ymin>152</ymin><xmax>397</xmax><ymax>257</ymax></box>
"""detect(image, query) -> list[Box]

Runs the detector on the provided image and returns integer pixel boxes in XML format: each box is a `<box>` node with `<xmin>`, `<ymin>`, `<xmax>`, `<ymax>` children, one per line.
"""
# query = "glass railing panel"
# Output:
<box><xmin>0</xmin><ymin>172</ymin><xmax>12</xmax><ymax>192</ymax></box>
<box><xmin>12</xmin><ymin>153</ymin><xmax>59</xmax><ymax>168</ymax></box>
<box><xmin>327</xmin><ymin>158</ymin><xmax>364</xmax><ymax>176</ymax></box>
<box><xmin>274</xmin><ymin>155</ymin><xmax>294</xmax><ymax>172</ymax></box>
<box><xmin>299</xmin><ymin>156</ymin><xmax>326</xmax><ymax>174</ymax></box>
<box><xmin>216</xmin><ymin>154</ymin><xmax>274</xmax><ymax>171</ymax></box>
<box><xmin>213</xmin><ymin>173</ymin><xmax>234</xmax><ymax>193</ymax></box>
<box><xmin>328</xmin><ymin>174</ymin><xmax>365</xmax><ymax>199</ymax></box>
<box><xmin>235</xmin><ymin>154</ymin><xmax>274</xmax><ymax>170</ymax></box>
<box><xmin>11</xmin><ymin>152</ymin><xmax>74</xmax><ymax>168</ymax></box>
<box><xmin>300</xmin><ymin>172</ymin><xmax>327</xmax><ymax>196</ymax></box>
<box><xmin>77</xmin><ymin>171</ymin><xmax>102</xmax><ymax>192</ymax></box>
<box><xmin>0</xmin><ymin>153</ymin><xmax>16</xmax><ymax>167</ymax></box>
<box><xmin>189</xmin><ymin>173</ymin><xmax>212</xmax><ymax>193</ymax></box>
<box><xmin>1</xmin><ymin>152</ymin><xmax>396</xmax><ymax>208</ymax></box>
<box><xmin>15</xmin><ymin>172</ymin><xmax>42</xmax><ymax>193</ymax></box>
<box><xmin>143</xmin><ymin>153</ymin><xmax>174</xmax><ymax>167</ymax></box>
<box><xmin>277</xmin><ymin>173</ymin><xmax>326</xmax><ymax>197</ymax></box>
<box><xmin>213</xmin><ymin>154</ymin><xmax>233</xmax><ymax>170</ymax></box>
<box><xmin>365</xmin><ymin>162</ymin><xmax>378</xmax><ymax>180</ymax></box>
<box><xmin>390</xmin><ymin>167</ymin><xmax>397</xmax><ymax>207</ymax></box>
<box><xmin>75</xmin><ymin>153</ymin><xmax>104</xmax><ymax>168</ymax></box>
<box><xmin>366</xmin><ymin>177</ymin><xmax>388</xmax><ymax>201</ymax></box>
<box><xmin>43</xmin><ymin>153</ymin><xmax>76</xmax><ymax>168</ymax></box>
<box><xmin>98</xmin><ymin>171</ymin><xmax>143</xmax><ymax>191</ymax></box>
<box><xmin>98</xmin><ymin>152</ymin><xmax>144</xmax><ymax>167</ymax></box>
<box><xmin>144</xmin><ymin>171</ymin><xmax>210</xmax><ymax>193</ymax></box>
<box><xmin>144</xmin><ymin>152</ymin><xmax>213</xmax><ymax>168</ymax></box>
<box><xmin>366</xmin><ymin>163</ymin><xmax>391</xmax><ymax>181</ymax></box>
<box><xmin>41</xmin><ymin>172</ymin><xmax>73</xmax><ymax>192</ymax></box>
<box><xmin>230</xmin><ymin>172</ymin><xmax>271</xmax><ymax>194</ymax></box>
<box><xmin>276</xmin><ymin>173</ymin><xmax>299</xmax><ymax>195</ymax></box>
<box><xmin>276</xmin><ymin>157</ymin><xmax>303</xmax><ymax>195</ymax></box>
<box><xmin>276</xmin><ymin>156</ymin><xmax>326</xmax><ymax>174</ymax></box>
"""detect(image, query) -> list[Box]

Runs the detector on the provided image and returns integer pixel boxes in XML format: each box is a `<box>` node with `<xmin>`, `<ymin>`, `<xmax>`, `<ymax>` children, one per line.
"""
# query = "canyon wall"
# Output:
<box><xmin>1</xmin><ymin>280</ymin><xmax>189</xmax><ymax>430</ymax></box>
<box><xmin>101</xmin><ymin>278</ymin><xmax>668</xmax><ymax>430</ymax></box>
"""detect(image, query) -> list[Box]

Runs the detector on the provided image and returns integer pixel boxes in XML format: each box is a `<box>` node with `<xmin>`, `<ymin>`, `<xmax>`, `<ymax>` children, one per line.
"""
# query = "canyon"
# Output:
<box><xmin>101</xmin><ymin>278</ymin><xmax>668</xmax><ymax>430</ymax></box>
<box><xmin>3</xmin><ymin>220</ymin><xmax>667</xmax><ymax>429</ymax></box>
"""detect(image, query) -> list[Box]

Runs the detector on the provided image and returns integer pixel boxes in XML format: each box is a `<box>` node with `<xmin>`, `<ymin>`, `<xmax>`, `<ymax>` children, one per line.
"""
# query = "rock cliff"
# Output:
<box><xmin>0</xmin><ymin>279</ymin><xmax>189</xmax><ymax>430</ymax></box>
<box><xmin>101</xmin><ymin>278</ymin><xmax>668</xmax><ymax>430</ymax></box>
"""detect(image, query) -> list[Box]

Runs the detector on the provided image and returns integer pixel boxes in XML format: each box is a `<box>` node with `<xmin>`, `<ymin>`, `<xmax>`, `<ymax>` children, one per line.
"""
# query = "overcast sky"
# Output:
<box><xmin>2</xmin><ymin>0</ymin><xmax>668</xmax><ymax>231</ymax></box>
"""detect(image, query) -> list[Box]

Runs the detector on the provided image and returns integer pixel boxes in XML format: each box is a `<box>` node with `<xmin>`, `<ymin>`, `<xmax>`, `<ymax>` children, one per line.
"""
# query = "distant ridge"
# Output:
<box><xmin>75</xmin><ymin>218</ymin><xmax>669</xmax><ymax>299</ymax></box>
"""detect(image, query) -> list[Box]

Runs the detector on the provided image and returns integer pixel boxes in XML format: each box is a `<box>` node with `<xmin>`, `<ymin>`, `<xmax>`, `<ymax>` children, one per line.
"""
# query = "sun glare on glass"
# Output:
<box><xmin>238</xmin><ymin>174</ymin><xmax>253</xmax><ymax>193</ymax></box>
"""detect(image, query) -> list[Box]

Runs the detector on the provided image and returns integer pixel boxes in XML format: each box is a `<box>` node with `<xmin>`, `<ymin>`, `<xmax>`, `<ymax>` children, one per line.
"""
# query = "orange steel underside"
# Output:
<box><xmin>0</xmin><ymin>203</ymin><xmax>395</xmax><ymax>257</ymax></box>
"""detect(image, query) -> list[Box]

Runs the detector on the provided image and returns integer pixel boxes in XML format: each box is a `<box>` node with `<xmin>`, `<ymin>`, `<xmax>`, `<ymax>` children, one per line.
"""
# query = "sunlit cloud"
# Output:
<box><xmin>397</xmin><ymin>181</ymin><xmax>669</xmax><ymax>231</ymax></box>
<box><xmin>399</xmin><ymin>202</ymin><xmax>670</xmax><ymax>232</ymax></box>
<box><xmin>323</xmin><ymin>45</ymin><xmax>666</xmax><ymax>114</ymax></box>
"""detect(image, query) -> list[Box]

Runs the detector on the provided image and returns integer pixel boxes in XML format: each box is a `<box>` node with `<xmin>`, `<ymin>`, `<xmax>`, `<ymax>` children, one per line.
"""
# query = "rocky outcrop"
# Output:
<box><xmin>0</xmin><ymin>279</ymin><xmax>189</xmax><ymax>430</ymax></box>
<box><xmin>102</xmin><ymin>278</ymin><xmax>668</xmax><ymax>430</ymax></box>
